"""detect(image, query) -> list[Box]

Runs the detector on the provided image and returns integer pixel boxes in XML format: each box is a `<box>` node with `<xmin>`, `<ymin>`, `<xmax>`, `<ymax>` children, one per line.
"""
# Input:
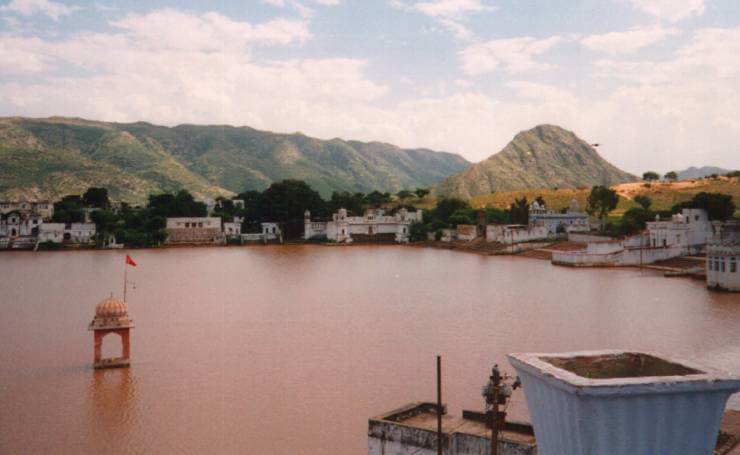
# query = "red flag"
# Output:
<box><xmin>125</xmin><ymin>254</ymin><xmax>137</xmax><ymax>267</ymax></box>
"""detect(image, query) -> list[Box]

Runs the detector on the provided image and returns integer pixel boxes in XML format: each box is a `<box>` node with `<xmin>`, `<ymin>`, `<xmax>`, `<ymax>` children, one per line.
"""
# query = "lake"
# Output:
<box><xmin>1</xmin><ymin>246</ymin><xmax>739</xmax><ymax>454</ymax></box>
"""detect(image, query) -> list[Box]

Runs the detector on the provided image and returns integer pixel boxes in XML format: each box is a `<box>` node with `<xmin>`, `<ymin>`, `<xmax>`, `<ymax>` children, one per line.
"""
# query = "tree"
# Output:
<box><xmin>83</xmin><ymin>187</ymin><xmax>110</xmax><ymax>208</ymax></box>
<box><xmin>485</xmin><ymin>207</ymin><xmax>508</xmax><ymax>224</ymax></box>
<box><xmin>396</xmin><ymin>189</ymin><xmax>413</xmax><ymax>200</ymax></box>
<box><xmin>147</xmin><ymin>190</ymin><xmax>207</xmax><ymax>218</ymax></box>
<box><xmin>52</xmin><ymin>195</ymin><xmax>85</xmax><ymax>223</ymax></box>
<box><xmin>328</xmin><ymin>191</ymin><xmax>364</xmax><ymax>215</ymax></box>
<box><xmin>586</xmin><ymin>186</ymin><xmax>618</xmax><ymax>230</ymax></box>
<box><xmin>509</xmin><ymin>197</ymin><xmax>529</xmax><ymax>225</ymax></box>
<box><xmin>414</xmin><ymin>188</ymin><xmax>431</xmax><ymax>199</ymax></box>
<box><xmin>642</xmin><ymin>171</ymin><xmax>660</xmax><ymax>181</ymax></box>
<box><xmin>674</xmin><ymin>192</ymin><xmax>735</xmax><ymax>221</ymax></box>
<box><xmin>236</xmin><ymin>190</ymin><xmax>262</xmax><ymax>220</ymax></box>
<box><xmin>364</xmin><ymin>190</ymin><xmax>392</xmax><ymax>207</ymax></box>
<box><xmin>408</xmin><ymin>221</ymin><xmax>428</xmax><ymax>242</ymax></box>
<box><xmin>634</xmin><ymin>195</ymin><xmax>652</xmax><ymax>210</ymax></box>
<box><xmin>620</xmin><ymin>207</ymin><xmax>654</xmax><ymax>234</ymax></box>
<box><xmin>535</xmin><ymin>196</ymin><xmax>546</xmax><ymax>207</ymax></box>
<box><xmin>257</xmin><ymin>179</ymin><xmax>326</xmax><ymax>222</ymax></box>
<box><xmin>433</xmin><ymin>198</ymin><xmax>470</xmax><ymax>223</ymax></box>
<box><xmin>448</xmin><ymin>209</ymin><xmax>474</xmax><ymax>226</ymax></box>
<box><xmin>664</xmin><ymin>171</ymin><xmax>678</xmax><ymax>182</ymax></box>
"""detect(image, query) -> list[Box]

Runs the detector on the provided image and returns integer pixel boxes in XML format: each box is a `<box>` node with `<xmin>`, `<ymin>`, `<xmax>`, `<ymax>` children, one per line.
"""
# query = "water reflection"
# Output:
<box><xmin>88</xmin><ymin>368</ymin><xmax>136</xmax><ymax>452</ymax></box>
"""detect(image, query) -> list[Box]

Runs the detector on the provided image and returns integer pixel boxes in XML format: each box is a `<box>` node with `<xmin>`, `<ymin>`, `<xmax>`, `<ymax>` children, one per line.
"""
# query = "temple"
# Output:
<box><xmin>88</xmin><ymin>296</ymin><xmax>135</xmax><ymax>369</ymax></box>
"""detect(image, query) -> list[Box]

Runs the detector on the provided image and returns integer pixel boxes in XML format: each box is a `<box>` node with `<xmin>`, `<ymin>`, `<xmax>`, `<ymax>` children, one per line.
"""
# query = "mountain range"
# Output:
<box><xmin>0</xmin><ymin>117</ymin><xmax>469</xmax><ymax>203</ymax></box>
<box><xmin>0</xmin><ymin>118</ymin><xmax>643</xmax><ymax>204</ymax></box>
<box><xmin>434</xmin><ymin>125</ymin><xmax>637</xmax><ymax>199</ymax></box>
<box><xmin>676</xmin><ymin>166</ymin><xmax>731</xmax><ymax>180</ymax></box>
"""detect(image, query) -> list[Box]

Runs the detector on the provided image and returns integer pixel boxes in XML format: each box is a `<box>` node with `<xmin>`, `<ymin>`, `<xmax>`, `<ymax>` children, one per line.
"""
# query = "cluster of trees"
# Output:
<box><xmin>49</xmin><ymin>180</ymin><xmax>737</xmax><ymax>246</ymax></box>
<box><xmin>643</xmin><ymin>169</ymin><xmax>740</xmax><ymax>182</ymax></box>
<box><xmin>606</xmin><ymin>191</ymin><xmax>736</xmax><ymax>237</ymax></box>
<box><xmin>55</xmin><ymin>181</ymin><xmax>432</xmax><ymax>246</ymax></box>
<box><xmin>408</xmin><ymin>197</ymin><xmax>517</xmax><ymax>241</ymax></box>
<box><xmin>642</xmin><ymin>171</ymin><xmax>677</xmax><ymax>182</ymax></box>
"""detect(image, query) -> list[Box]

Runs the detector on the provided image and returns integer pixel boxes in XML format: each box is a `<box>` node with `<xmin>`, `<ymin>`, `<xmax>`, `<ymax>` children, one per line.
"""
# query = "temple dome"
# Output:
<box><xmin>95</xmin><ymin>296</ymin><xmax>128</xmax><ymax>318</ymax></box>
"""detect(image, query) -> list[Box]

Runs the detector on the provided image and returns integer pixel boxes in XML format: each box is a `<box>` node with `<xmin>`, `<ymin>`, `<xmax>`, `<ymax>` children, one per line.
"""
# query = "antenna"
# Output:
<box><xmin>481</xmin><ymin>365</ymin><xmax>521</xmax><ymax>455</ymax></box>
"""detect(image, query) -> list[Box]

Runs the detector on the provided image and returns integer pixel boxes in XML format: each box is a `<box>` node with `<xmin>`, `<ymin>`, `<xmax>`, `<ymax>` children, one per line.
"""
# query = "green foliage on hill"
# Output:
<box><xmin>0</xmin><ymin>117</ymin><xmax>469</xmax><ymax>203</ymax></box>
<box><xmin>434</xmin><ymin>125</ymin><xmax>636</xmax><ymax>199</ymax></box>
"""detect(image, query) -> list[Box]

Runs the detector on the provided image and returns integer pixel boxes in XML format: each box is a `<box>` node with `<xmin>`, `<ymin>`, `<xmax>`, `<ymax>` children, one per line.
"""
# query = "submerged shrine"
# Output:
<box><xmin>88</xmin><ymin>296</ymin><xmax>135</xmax><ymax>369</ymax></box>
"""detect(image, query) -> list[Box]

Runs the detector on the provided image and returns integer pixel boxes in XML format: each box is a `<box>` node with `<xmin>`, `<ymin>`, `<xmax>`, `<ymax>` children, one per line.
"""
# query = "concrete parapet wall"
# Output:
<box><xmin>166</xmin><ymin>228</ymin><xmax>224</xmax><ymax>245</ymax></box>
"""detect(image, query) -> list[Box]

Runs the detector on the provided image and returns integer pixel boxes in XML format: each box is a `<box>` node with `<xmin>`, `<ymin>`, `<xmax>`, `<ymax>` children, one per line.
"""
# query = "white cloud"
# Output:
<box><xmin>581</xmin><ymin>25</ymin><xmax>679</xmax><ymax>54</ymax></box>
<box><xmin>109</xmin><ymin>9</ymin><xmax>311</xmax><ymax>51</ymax></box>
<box><xmin>0</xmin><ymin>0</ymin><xmax>79</xmax><ymax>20</ymax></box>
<box><xmin>1</xmin><ymin>8</ymin><xmax>739</xmax><ymax>172</ymax></box>
<box><xmin>460</xmin><ymin>36</ymin><xmax>564</xmax><ymax>75</ymax></box>
<box><xmin>0</xmin><ymin>37</ymin><xmax>51</xmax><ymax>73</ymax></box>
<box><xmin>392</xmin><ymin>0</ymin><xmax>494</xmax><ymax>40</ymax></box>
<box><xmin>414</xmin><ymin>0</ymin><xmax>490</xmax><ymax>18</ymax></box>
<box><xmin>0</xmin><ymin>8</ymin><xmax>386</xmax><ymax>141</ymax></box>
<box><xmin>262</xmin><ymin>0</ymin><xmax>340</xmax><ymax>7</ymax></box>
<box><xmin>627</xmin><ymin>0</ymin><xmax>705</xmax><ymax>22</ymax></box>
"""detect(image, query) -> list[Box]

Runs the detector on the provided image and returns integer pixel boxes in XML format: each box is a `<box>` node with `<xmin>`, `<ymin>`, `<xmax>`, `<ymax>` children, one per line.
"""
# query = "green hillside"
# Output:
<box><xmin>0</xmin><ymin>117</ymin><xmax>469</xmax><ymax>203</ymax></box>
<box><xmin>434</xmin><ymin>125</ymin><xmax>637</xmax><ymax>199</ymax></box>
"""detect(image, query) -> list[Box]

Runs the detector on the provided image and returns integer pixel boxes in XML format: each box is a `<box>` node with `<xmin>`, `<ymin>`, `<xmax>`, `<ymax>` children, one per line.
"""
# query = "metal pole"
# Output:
<box><xmin>123</xmin><ymin>253</ymin><xmax>128</xmax><ymax>302</ymax></box>
<box><xmin>437</xmin><ymin>355</ymin><xmax>443</xmax><ymax>455</ymax></box>
<box><xmin>491</xmin><ymin>373</ymin><xmax>499</xmax><ymax>455</ymax></box>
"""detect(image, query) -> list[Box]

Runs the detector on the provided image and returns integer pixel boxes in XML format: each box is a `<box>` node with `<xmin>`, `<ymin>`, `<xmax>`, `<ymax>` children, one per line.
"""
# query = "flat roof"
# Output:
<box><xmin>370</xmin><ymin>402</ymin><xmax>536</xmax><ymax>446</ymax></box>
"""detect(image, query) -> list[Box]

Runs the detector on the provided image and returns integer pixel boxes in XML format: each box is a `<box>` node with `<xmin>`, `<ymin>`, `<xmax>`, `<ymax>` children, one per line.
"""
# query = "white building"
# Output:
<box><xmin>0</xmin><ymin>201</ymin><xmax>54</xmax><ymax>220</ymax></box>
<box><xmin>487</xmin><ymin>224</ymin><xmax>549</xmax><ymax>243</ymax></box>
<box><xmin>646</xmin><ymin>208</ymin><xmax>712</xmax><ymax>254</ymax></box>
<box><xmin>0</xmin><ymin>211</ymin><xmax>43</xmax><ymax>237</ymax></box>
<box><xmin>165</xmin><ymin>217</ymin><xmax>225</xmax><ymax>245</ymax></box>
<box><xmin>551</xmin><ymin>232</ymin><xmax>690</xmax><ymax>267</ymax></box>
<box><xmin>707</xmin><ymin>241</ymin><xmax>740</xmax><ymax>292</ymax></box>
<box><xmin>38</xmin><ymin>223</ymin><xmax>96</xmax><ymax>244</ymax></box>
<box><xmin>529</xmin><ymin>199</ymin><xmax>589</xmax><ymax>234</ymax></box>
<box><xmin>240</xmin><ymin>222</ymin><xmax>282</xmax><ymax>243</ymax></box>
<box><xmin>223</xmin><ymin>221</ymin><xmax>242</xmax><ymax>238</ymax></box>
<box><xmin>304</xmin><ymin>208</ymin><xmax>422</xmax><ymax>243</ymax></box>
<box><xmin>456</xmin><ymin>224</ymin><xmax>478</xmax><ymax>241</ymax></box>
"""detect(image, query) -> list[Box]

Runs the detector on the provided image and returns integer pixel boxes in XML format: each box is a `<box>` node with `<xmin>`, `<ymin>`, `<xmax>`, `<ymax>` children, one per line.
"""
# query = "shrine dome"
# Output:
<box><xmin>95</xmin><ymin>296</ymin><xmax>128</xmax><ymax>318</ymax></box>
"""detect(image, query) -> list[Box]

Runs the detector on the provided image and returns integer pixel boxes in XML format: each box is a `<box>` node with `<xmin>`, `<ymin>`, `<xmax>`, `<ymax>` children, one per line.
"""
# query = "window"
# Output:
<box><xmin>708</xmin><ymin>257</ymin><xmax>713</xmax><ymax>271</ymax></box>
<box><xmin>720</xmin><ymin>259</ymin><xmax>725</xmax><ymax>273</ymax></box>
<box><xmin>198</xmin><ymin>222</ymin><xmax>203</xmax><ymax>228</ymax></box>
<box><xmin>731</xmin><ymin>259</ymin><xmax>737</xmax><ymax>273</ymax></box>
<box><xmin>695</xmin><ymin>215</ymin><xmax>699</xmax><ymax>221</ymax></box>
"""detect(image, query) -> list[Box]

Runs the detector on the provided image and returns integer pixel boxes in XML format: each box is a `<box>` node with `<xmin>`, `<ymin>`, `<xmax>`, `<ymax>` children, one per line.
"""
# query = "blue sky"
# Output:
<box><xmin>1</xmin><ymin>0</ymin><xmax>739</xmax><ymax>173</ymax></box>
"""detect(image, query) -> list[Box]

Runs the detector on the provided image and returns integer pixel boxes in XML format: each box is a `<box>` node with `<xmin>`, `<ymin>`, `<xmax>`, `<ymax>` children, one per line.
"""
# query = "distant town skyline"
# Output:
<box><xmin>0</xmin><ymin>0</ymin><xmax>739</xmax><ymax>173</ymax></box>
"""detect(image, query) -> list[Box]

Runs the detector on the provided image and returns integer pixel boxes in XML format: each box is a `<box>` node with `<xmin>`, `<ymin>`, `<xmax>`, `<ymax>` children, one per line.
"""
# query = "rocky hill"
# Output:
<box><xmin>435</xmin><ymin>125</ymin><xmax>637</xmax><ymax>199</ymax></box>
<box><xmin>0</xmin><ymin>117</ymin><xmax>469</xmax><ymax>203</ymax></box>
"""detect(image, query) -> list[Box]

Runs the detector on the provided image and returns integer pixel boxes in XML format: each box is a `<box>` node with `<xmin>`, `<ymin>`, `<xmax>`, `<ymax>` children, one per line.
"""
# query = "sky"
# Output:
<box><xmin>0</xmin><ymin>0</ymin><xmax>739</xmax><ymax>173</ymax></box>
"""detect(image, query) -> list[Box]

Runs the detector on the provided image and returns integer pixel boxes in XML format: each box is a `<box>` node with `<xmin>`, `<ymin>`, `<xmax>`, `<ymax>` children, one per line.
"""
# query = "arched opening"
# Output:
<box><xmin>64</xmin><ymin>232</ymin><xmax>72</xmax><ymax>241</ymax></box>
<box><xmin>10</xmin><ymin>228</ymin><xmax>17</xmax><ymax>236</ymax></box>
<box><xmin>100</xmin><ymin>332</ymin><xmax>124</xmax><ymax>359</ymax></box>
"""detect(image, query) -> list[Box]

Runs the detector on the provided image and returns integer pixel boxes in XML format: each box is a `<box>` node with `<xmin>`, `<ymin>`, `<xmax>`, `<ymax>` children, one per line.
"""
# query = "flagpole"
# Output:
<box><xmin>123</xmin><ymin>252</ymin><xmax>128</xmax><ymax>302</ymax></box>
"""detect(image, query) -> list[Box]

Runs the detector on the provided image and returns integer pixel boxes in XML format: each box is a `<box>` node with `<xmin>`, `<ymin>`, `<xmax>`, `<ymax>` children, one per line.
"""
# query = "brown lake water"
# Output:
<box><xmin>1</xmin><ymin>245</ymin><xmax>739</xmax><ymax>454</ymax></box>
